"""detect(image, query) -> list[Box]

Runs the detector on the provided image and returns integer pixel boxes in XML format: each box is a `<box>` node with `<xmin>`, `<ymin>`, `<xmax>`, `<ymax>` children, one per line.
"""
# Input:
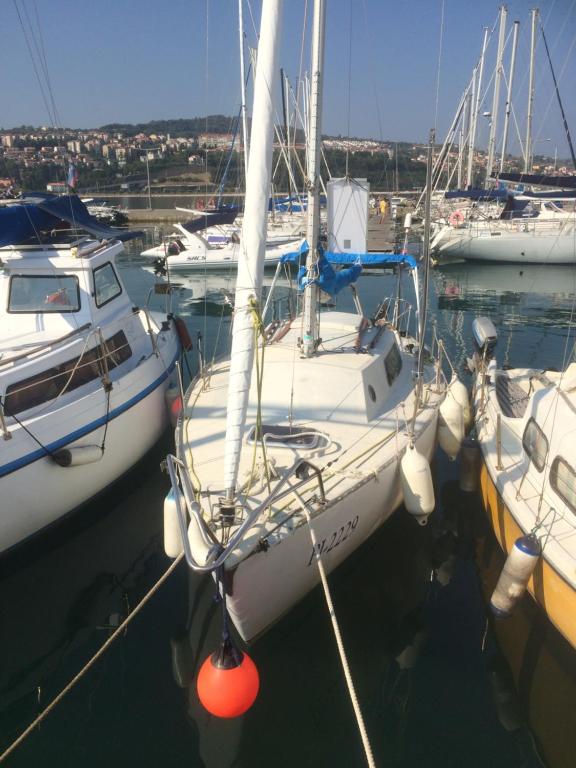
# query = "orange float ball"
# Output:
<box><xmin>170</xmin><ymin>395</ymin><xmax>183</xmax><ymax>418</ymax></box>
<box><xmin>197</xmin><ymin>651</ymin><xmax>259</xmax><ymax>718</ymax></box>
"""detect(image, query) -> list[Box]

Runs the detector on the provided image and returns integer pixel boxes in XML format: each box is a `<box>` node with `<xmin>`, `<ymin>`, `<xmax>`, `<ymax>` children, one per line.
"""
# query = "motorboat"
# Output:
<box><xmin>471</xmin><ymin>316</ymin><xmax>576</xmax><ymax>650</ymax></box>
<box><xmin>141</xmin><ymin>206</ymin><xmax>305</xmax><ymax>271</ymax></box>
<box><xmin>141</xmin><ymin>226</ymin><xmax>303</xmax><ymax>272</ymax></box>
<box><xmin>0</xmin><ymin>194</ymin><xmax>181</xmax><ymax>553</ymax></box>
<box><xmin>81</xmin><ymin>198</ymin><xmax>128</xmax><ymax>226</ymax></box>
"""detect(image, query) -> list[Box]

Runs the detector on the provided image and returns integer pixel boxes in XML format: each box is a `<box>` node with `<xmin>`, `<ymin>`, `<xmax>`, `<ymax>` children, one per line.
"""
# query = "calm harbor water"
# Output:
<box><xmin>1</xmin><ymin>243</ymin><xmax>575</xmax><ymax>767</ymax></box>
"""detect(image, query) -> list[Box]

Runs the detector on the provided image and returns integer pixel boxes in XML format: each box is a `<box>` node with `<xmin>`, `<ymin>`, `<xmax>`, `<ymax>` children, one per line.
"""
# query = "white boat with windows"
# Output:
<box><xmin>431</xmin><ymin>196</ymin><xmax>576</xmax><ymax>263</ymax></box>
<box><xmin>164</xmin><ymin>0</ymin><xmax>448</xmax><ymax>643</ymax></box>
<box><xmin>471</xmin><ymin>317</ymin><xmax>576</xmax><ymax>649</ymax></box>
<box><xmin>141</xmin><ymin>213</ymin><xmax>304</xmax><ymax>271</ymax></box>
<box><xmin>0</xmin><ymin>195</ymin><xmax>181</xmax><ymax>553</ymax></box>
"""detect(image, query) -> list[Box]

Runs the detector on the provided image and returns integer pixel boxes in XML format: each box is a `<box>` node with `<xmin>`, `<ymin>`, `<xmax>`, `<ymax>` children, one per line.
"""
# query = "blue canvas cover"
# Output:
<box><xmin>0</xmin><ymin>194</ymin><xmax>143</xmax><ymax>246</ymax></box>
<box><xmin>280</xmin><ymin>240</ymin><xmax>417</xmax><ymax>269</ymax></box>
<box><xmin>297</xmin><ymin>252</ymin><xmax>362</xmax><ymax>297</ymax></box>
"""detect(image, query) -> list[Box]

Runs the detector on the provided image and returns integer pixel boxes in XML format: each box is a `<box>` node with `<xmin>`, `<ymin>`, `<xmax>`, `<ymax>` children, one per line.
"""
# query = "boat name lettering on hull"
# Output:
<box><xmin>307</xmin><ymin>516</ymin><xmax>359</xmax><ymax>566</ymax></box>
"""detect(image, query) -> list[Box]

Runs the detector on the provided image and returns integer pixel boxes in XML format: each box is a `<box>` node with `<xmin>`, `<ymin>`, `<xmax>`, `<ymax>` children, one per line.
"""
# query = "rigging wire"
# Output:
<box><xmin>433</xmin><ymin>0</ymin><xmax>446</xmax><ymax>135</ymax></box>
<box><xmin>12</xmin><ymin>0</ymin><xmax>56</xmax><ymax>128</ymax></box>
<box><xmin>345</xmin><ymin>0</ymin><xmax>353</xmax><ymax>178</ymax></box>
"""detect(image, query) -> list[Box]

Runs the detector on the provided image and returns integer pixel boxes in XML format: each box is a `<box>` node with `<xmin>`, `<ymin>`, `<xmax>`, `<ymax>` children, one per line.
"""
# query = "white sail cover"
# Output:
<box><xmin>223</xmin><ymin>0</ymin><xmax>283</xmax><ymax>495</ymax></box>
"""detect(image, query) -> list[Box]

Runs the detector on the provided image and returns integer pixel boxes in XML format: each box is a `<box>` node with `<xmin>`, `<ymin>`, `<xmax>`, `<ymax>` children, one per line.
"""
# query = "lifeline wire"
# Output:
<box><xmin>0</xmin><ymin>553</ymin><xmax>184</xmax><ymax>764</ymax></box>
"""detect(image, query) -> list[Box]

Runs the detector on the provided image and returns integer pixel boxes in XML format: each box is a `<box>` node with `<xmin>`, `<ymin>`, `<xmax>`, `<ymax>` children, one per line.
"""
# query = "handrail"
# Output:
<box><xmin>166</xmin><ymin>454</ymin><xmax>326</xmax><ymax>573</ymax></box>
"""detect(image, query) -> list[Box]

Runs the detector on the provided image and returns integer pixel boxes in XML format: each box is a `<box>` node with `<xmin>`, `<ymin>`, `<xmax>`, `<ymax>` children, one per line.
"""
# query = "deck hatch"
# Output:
<box><xmin>247</xmin><ymin>425</ymin><xmax>324</xmax><ymax>449</ymax></box>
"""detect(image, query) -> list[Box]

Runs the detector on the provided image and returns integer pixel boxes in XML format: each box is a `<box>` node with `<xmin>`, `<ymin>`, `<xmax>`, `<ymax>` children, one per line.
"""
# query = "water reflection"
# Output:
<box><xmin>174</xmin><ymin>501</ymin><xmax>530</xmax><ymax>767</ymax></box>
<box><xmin>474</xmin><ymin>497</ymin><xmax>576</xmax><ymax>768</ymax></box>
<box><xmin>434</xmin><ymin>262</ymin><xmax>576</xmax><ymax>327</ymax></box>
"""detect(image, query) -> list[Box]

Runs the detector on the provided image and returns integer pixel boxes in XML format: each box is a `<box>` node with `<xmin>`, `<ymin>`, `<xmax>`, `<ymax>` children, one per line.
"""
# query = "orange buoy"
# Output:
<box><xmin>197</xmin><ymin>637</ymin><xmax>259</xmax><ymax>718</ymax></box>
<box><xmin>174</xmin><ymin>316</ymin><xmax>193</xmax><ymax>351</ymax></box>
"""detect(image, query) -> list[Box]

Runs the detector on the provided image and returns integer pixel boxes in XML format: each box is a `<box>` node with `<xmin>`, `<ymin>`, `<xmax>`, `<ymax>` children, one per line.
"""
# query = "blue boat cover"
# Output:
<box><xmin>181</xmin><ymin>208</ymin><xmax>238</xmax><ymax>234</ymax></box>
<box><xmin>298</xmin><ymin>253</ymin><xmax>363</xmax><ymax>297</ymax></box>
<box><xmin>280</xmin><ymin>240</ymin><xmax>417</xmax><ymax>269</ymax></box>
<box><xmin>491</xmin><ymin>172</ymin><xmax>576</xmax><ymax>189</ymax></box>
<box><xmin>0</xmin><ymin>194</ymin><xmax>143</xmax><ymax>247</ymax></box>
<box><xmin>444</xmin><ymin>188</ymin><xmax>509</xmax><ymax>201</ymax></box>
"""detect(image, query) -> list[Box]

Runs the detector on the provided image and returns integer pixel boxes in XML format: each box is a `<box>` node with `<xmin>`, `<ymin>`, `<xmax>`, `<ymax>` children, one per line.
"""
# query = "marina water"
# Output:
<box><xmin>1</xmin><ymin>242</ymin><xmax>575</xmax><ymax>767</ymax></box>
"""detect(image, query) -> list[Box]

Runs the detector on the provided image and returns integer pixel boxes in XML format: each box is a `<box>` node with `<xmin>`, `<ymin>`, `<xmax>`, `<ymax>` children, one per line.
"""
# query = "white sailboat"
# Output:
<box><xmin>164</xmin><ymin>0</ymin><xmax>448</xmax><ymax>643</ymax></box>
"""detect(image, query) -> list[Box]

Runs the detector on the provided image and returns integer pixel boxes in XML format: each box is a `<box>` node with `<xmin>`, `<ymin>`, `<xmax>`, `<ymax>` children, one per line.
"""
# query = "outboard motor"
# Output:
<box><xmin>472</xmin><ymin>317</ymin><xmax>498</xmax><ymax>360</ymax></box>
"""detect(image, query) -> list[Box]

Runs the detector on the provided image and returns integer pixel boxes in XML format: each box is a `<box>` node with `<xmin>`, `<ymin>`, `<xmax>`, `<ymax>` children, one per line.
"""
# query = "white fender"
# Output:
<box><xmin>164</xmin><ymin>489</ymin><xmax>185</xmax><ymax>559</ymax></box>
<box><xmin>490</xmin><ymin>535</ymin><xmax>541</xmax><ymax>617</ymax></box>
<box><xmin>53</xmin><ymin>445</ymin><xmax>104</xmax><ymax>467</ymax></box>
<box><xmin>400</xmin><ymin>446</ymin><xmax>435</xmax><ymax>525</ymax></box>
<box><xmin>187</xmin><ymin>508</ymin><xmax>212</xmax><ymax>567</ymax></box>
<box><xmin>449</xmin><ymin>376</ymin><xmax>472</xmax><ymax>431</ymax></box>
<box><xmin>438</xmin><ymin>394</ymin><xmax>465</xmax><ymax>460</ymax></box>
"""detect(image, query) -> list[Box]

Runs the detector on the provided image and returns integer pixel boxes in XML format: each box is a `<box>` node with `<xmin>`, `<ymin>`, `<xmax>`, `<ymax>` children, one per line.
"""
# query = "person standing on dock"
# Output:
<box><xmin>379</xmin><ymin>197</ymin><xmax>387</xmax><ymax>222</ymax></box>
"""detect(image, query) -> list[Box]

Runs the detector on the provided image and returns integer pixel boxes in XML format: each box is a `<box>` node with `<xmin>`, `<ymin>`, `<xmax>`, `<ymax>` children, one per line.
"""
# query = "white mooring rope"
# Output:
<box><xmin>292</xmin><ymin>489</ymin><xmax>377</xmax><ymax>768</ymax></box>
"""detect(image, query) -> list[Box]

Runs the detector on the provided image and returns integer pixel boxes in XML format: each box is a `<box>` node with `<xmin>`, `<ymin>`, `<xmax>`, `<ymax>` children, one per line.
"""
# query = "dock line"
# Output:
<box><xmin>0</xmin><ymin>553</ymin><xmax>184</xmax><ymax>764</ymax></box>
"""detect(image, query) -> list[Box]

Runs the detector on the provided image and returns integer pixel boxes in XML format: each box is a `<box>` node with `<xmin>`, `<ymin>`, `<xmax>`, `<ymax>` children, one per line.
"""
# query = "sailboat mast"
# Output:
<box><xmin>301</xmin><ymin>0</ymin><xmax>326</xmax><ymax>359</ymax></box>
<box><xmin>524</xmin><ymin>7</ymin><xmax>539</xmax><ymax>173</ymax></box>
<box><xmin>457</xmin><ymin>90</ymin><xmax>469</xmax><ymax>189</ymax></box>
<box><xmin>467</xmin><ymin>27</ymin><xmax>489</xmax><ymax>188</ymax></box>
<box><xmin>486</xmin><ymin>5</ymin><xmax>507</xmax><ymax>184</ymax></box>
<box><xmin>499</xmin><ymin>19</ymin><xmax>519</xmax><ymax>174</ymax></box>
<box><xmin>223</xmin><ymin>0</ymin><xmax>283</xmax><ymax>499</ymax></box>
<box><xmin>238</xmin><ymin>0</ymin><xmax>250</xmax><ymax>176</ymax></box>
<box><xmin>465</xmin><ymin>67</ymin><xmax>477</xmax><ymax>188</ymax></box>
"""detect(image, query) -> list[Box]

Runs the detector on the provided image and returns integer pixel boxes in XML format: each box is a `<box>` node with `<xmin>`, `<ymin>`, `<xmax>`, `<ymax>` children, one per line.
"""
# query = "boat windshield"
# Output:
<box><xmin>8</xmin><ymin>274</ymin><xmax>80</xmax><ymax>313</ymax></box>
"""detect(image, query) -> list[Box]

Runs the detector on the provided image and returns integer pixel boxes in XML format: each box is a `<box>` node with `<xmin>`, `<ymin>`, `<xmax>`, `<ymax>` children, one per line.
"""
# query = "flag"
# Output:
<box><xmin>67</xmin><ymin>162</ymin><xmax>79</xmax><ymax>190</ymax></box>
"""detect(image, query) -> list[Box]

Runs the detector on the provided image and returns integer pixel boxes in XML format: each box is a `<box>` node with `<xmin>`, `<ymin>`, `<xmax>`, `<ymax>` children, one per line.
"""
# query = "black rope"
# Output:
<box><xmin>0</xmin><ymin>397</ymin><xmax>58</xmax><ymax>460</ymax></box>
<box><xmin>99</xmin><ymin>386</ymin><xmax>112</xmax><ymax>452</ymax></box>
<box><xmin>181</xmin><ymin>349</ymin><xmax>193</xmax><ymax>382</ymax></box>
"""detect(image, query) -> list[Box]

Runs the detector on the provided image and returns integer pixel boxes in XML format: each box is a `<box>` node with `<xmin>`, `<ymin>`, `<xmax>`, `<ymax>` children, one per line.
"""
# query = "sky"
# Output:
<box><xmin>1</xmin><ymin>0</ymin><xmax>575</xmax><ymax>160</ymax></box>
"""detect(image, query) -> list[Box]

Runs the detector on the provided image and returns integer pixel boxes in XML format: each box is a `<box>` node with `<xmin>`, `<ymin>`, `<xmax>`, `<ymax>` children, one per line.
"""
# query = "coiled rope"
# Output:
<box><xmin>0</xmin><ymin>553</ymin><xmax>184</xmax><ymax>764</ymax></box>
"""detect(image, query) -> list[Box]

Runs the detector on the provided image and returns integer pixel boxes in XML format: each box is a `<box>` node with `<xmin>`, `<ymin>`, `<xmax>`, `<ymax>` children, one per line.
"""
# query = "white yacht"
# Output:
<box><xmin>0</xmin><ymin>195</ymin><xmax>181</xmax><ymax>553</ymax></box>
<box><xmin>431</xmin><ymin>196</ymin><xmax>576</xmax><ymax>263</ymax></box>
<box><xmin>141</xmin><ymin>223</ymin><xmax>303</xmax><ymax>271</ymax></box>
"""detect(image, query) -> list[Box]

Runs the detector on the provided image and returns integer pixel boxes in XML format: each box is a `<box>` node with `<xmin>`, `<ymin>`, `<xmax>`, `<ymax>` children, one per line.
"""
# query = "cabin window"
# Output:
<box><xmin>8</xmin><ymin>275</ymin><xmax>80</xmax><ymax>313</ymax></box>
<box><xmin>246</xmin><ymin>425</ymin><xmax>325</xmax><ymax>450</ymax></box>
<box><xmin>384</xmin><ymin>343</ymin><xmax>402</xmax><ymax>386</ymax></box>
<box><xmin>522</xmin><ymin>418</ymin><xmax>548</xmax><ymax>472</ymax></box>
<box><xmin>4</xmin><ymin>331</ymin><xmax>132</xmax><ymax>416</ymax></box>
<box><xmin>550</xmin><ymin>457</ymin><xmax>576</xmax><ymax>514</ymax></box>
<box><xmin>94</xmin><ymin>262</ymin><xmax>122</xmax><ymax>307</ymax></box>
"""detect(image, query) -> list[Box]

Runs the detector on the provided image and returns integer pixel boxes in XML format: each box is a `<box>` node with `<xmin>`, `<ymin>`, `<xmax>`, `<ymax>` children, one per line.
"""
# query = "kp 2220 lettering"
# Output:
<box><xmin>307</xmin><ymin>516</ymin><xmax>359</xmax><ymax>566</ymax></box>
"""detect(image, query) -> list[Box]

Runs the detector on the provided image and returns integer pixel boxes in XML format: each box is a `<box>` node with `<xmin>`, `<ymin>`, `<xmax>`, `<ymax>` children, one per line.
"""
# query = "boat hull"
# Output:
<box><xmin>0</xmin><ymin>347</ymin><xmax>178</xmax><ymax>554</ymax></box>
<box><xmin>225</xmin><ymin>413</ymin><xmax>438</xmax><ymax>642</ymax></box>
<box><xmin>476</xmin><ymin>514</ymin><xmax>576</xmax><ymax>768</ymax></box>
<box><xmin>479</xmin><ymin>459</ymin><xmax>576</xmax><ymax>650</ymax></box>
<box><xmin>436</xmin><ymin>229</ymin><xmax>576</xmax><ymax>264</ymax></box>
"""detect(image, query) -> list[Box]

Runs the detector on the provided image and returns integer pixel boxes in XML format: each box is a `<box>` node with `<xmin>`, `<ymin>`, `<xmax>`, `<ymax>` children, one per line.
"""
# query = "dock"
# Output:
<box><xmin>125</xmin><ymin>207</ymin><xmax>399</xmax><ymax>251</ymax></box>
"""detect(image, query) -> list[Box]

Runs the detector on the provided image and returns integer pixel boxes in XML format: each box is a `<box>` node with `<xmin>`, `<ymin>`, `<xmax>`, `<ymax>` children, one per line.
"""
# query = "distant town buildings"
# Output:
<box><xmin>0</xmin><ymin>124</ymin><xmax>573</xmax><ymax>193</ymax></box>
